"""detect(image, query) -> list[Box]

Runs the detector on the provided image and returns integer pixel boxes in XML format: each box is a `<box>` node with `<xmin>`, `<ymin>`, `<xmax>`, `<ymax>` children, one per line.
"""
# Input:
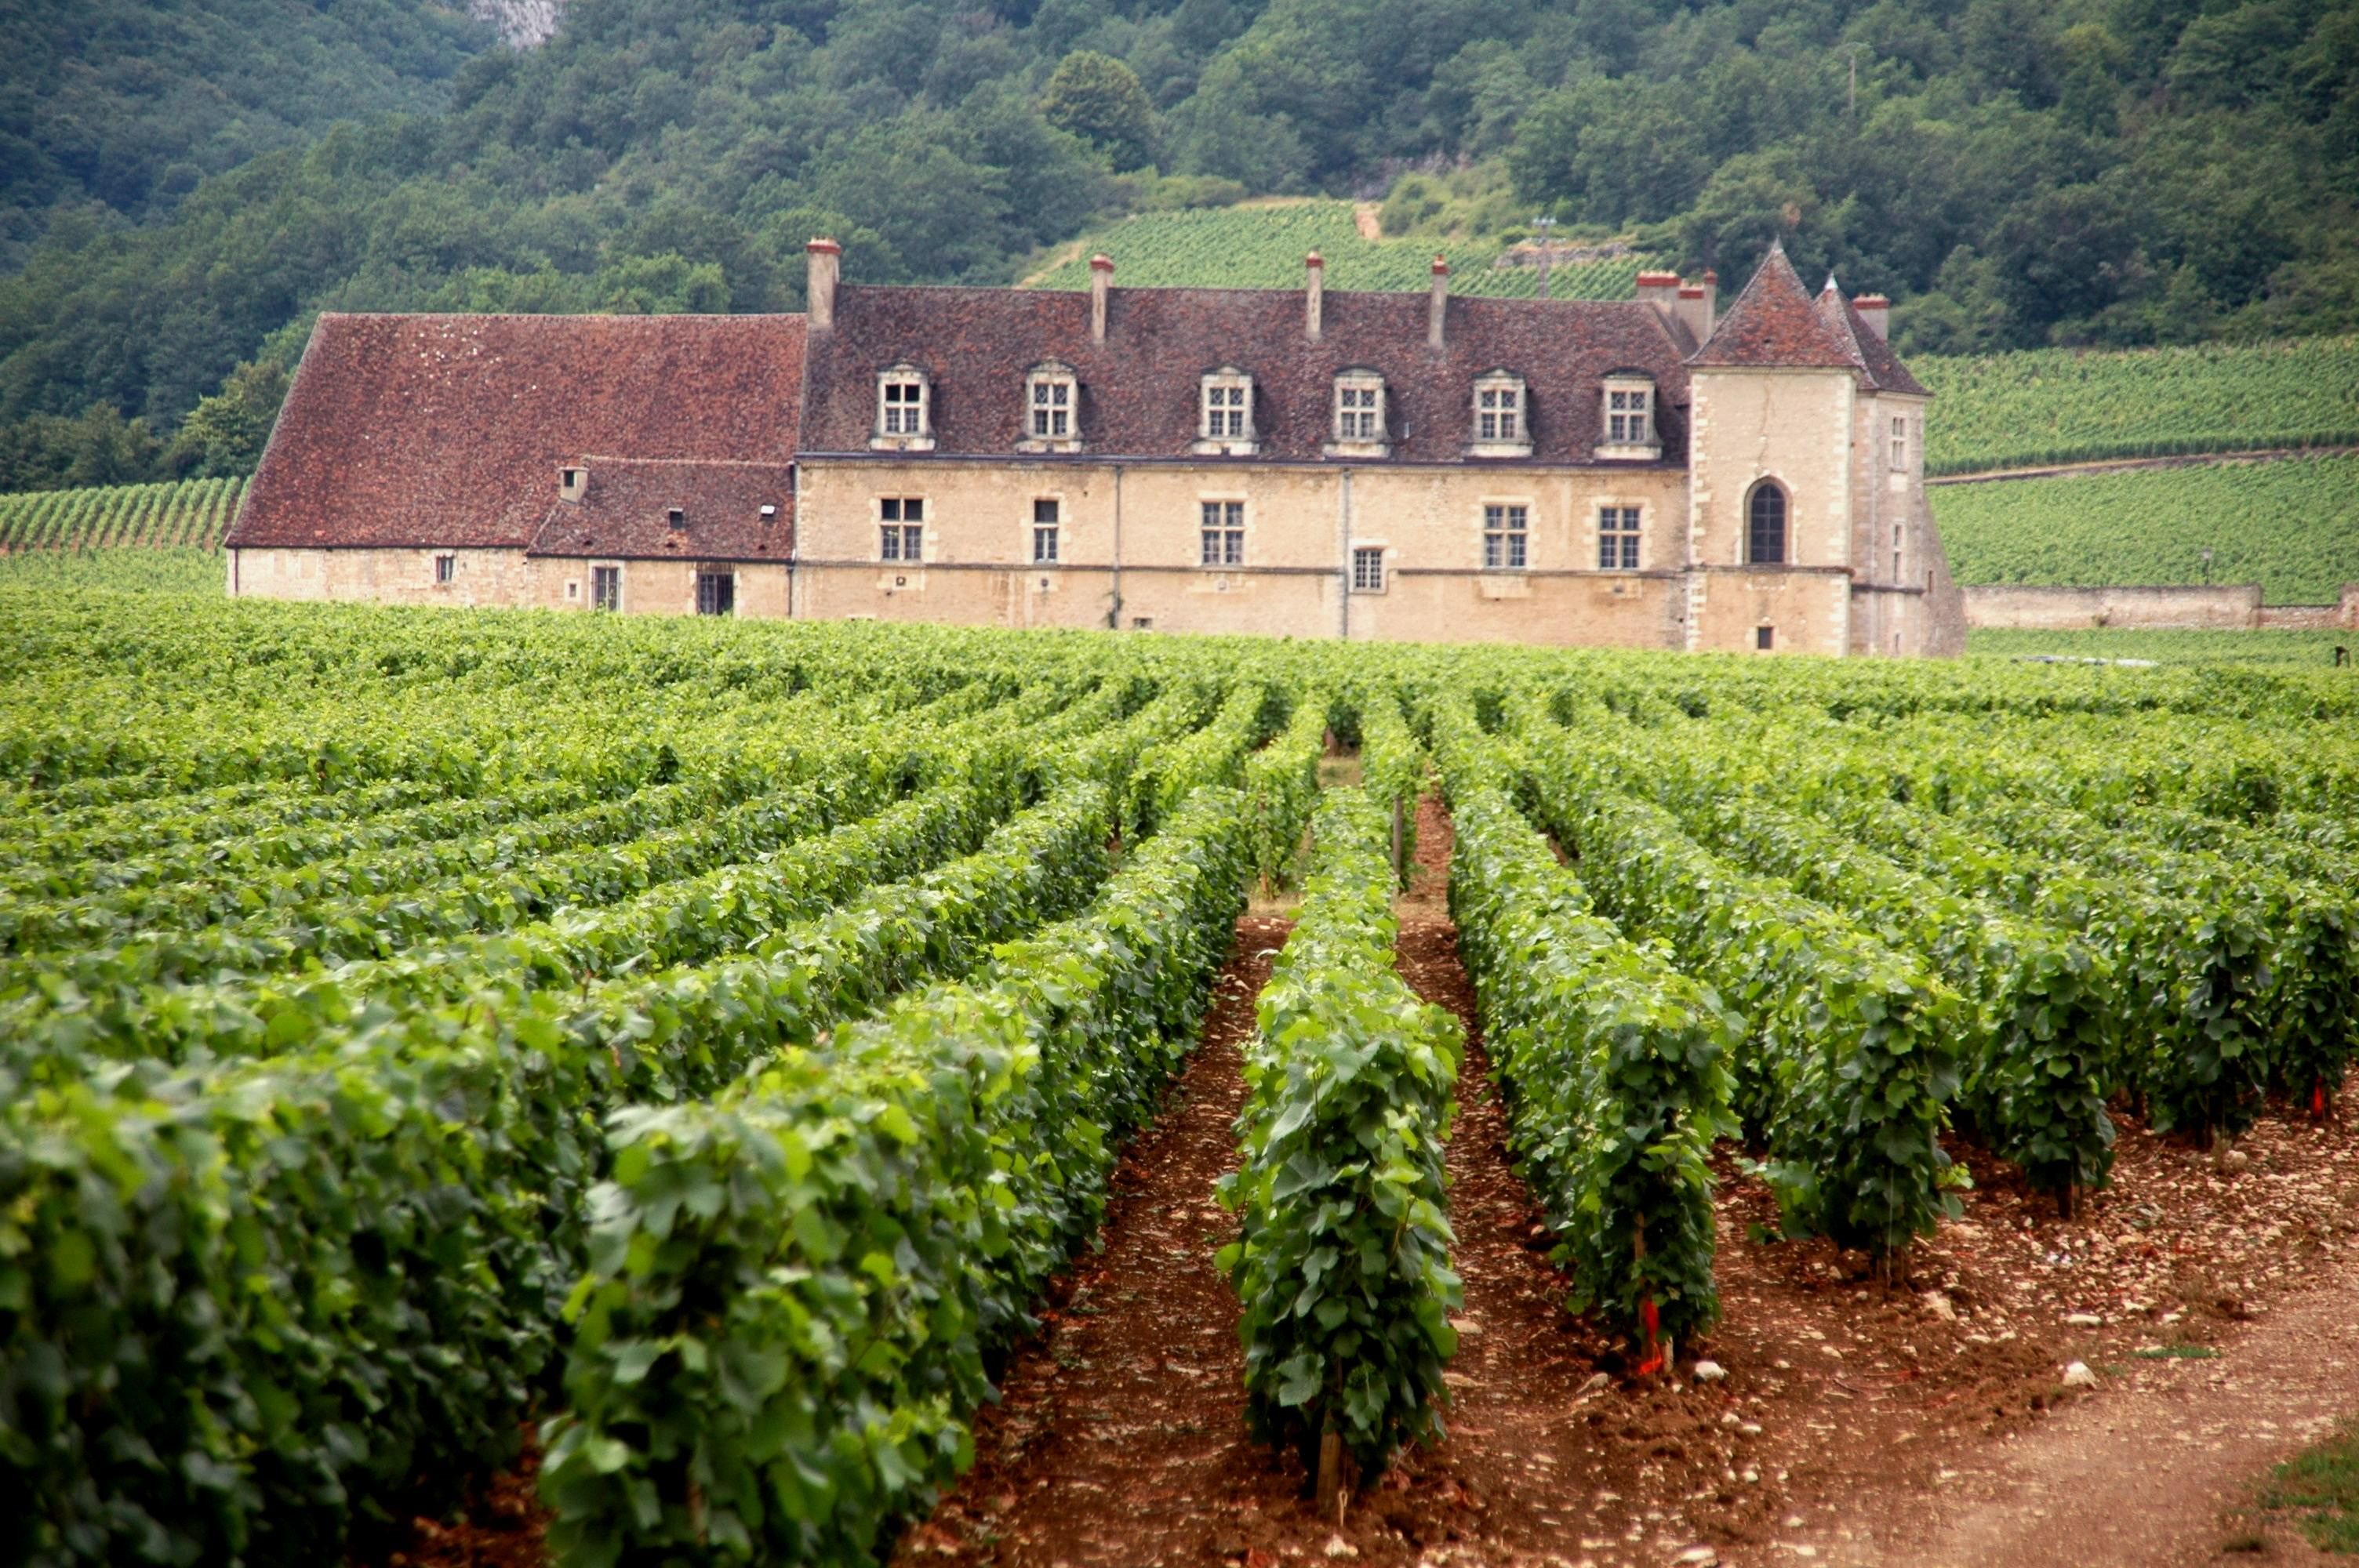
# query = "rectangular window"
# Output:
<box><xmin>1031</xmin><ymin>379</ymin><xmax>1070</xmax><ymax>438</ymax></box>
<box><xmin>1598</xmin><ymin>506</ymin><xmax>1641</xmax><ymax>570</ymax></box>
<box><xmin>879</xmin><ymin>497</ymin><xmax>924</xmax><ymax>561</ymax></box>
<box><xmin>696</xmin><ymin>572</ymin><xmax>735</xmax><ymax>616</ymax></box>
<box><xmin>1756</xmin><ymin>626</ymin><xmax>1775</xmax><ymax>651</ymax></box>
<box><xmin>1478</xmin><ymin>386</ymin><xmax>1521</xmax><ymax>441</ymax></box>
<box><xmin>1351</xmin><ymin>546</ymin><xmax>1385</xmax><ymax>592</ymax></box>
<box><xmin>1890</xmin><ymin>416</ymin><xmax>1908</xmax><ymax>469</ymax></box>
<box><xmin>433</xmin><ymin>553</ymin><xmax>456</xmax><ymax>585</ymax></box>
<box><xmin>1032</xmin><ymin>498</ymin><xmax>1060</xmax><ymax>564</ymax></box>
<box><xmin>1481</xmin><ymin>503</ymin><xmax>1528</xmax><ymax>570</ymax></box>
<box><xmin>1204</xmin><ymin>383</ymin><xmax>1249</xmax><ymax>439</ymax></box>
<box><xmin>1199</xmin><ymin>500</ymin><xmax>1245</xmax><ymax>567</ymax></box>
<box><xmin>1608</xmin><ymin>389</ymin><xmax>1650</xmax><ymax>444</ymax></box>
<box><xmin>1336</xmin><ymin>383</ymin><xmax>1380</xmax><ymax>441</ymax></box>
<box><xmin>591</xmin><ymin>565</ymin><xmax>620</xmax><ymax>612</ymax></box>
<box><xmin>882</xmin><ymin>380</ymin><xmax>925</xmax><ymax>435</ymax></box>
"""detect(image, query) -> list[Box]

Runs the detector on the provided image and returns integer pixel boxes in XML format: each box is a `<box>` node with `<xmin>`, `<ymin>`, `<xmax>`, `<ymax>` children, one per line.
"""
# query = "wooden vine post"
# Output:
<box><xmin>1390</xmin><ymin>793</ymin><xmax>1407</xmax><ymax>887</ymax></box>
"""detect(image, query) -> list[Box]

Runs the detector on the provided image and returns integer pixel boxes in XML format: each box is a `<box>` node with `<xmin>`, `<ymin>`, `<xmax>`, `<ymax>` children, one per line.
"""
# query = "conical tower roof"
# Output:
<box><xmin>1813</xmin><ymin>278</ymin><xmax>1928</xmax><ymax>396</ymax></box>
<box><xmin>1688</xmin><ymin>243</ymin><xmax>1856</xmax><ymax>370</ymax></box>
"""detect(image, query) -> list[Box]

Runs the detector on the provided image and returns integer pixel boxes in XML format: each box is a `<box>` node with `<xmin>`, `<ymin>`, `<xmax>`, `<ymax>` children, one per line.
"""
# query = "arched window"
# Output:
<box><xmin>1747</xmin><ymin>481</ymin><xmax>1787</xmax><ymax>565</ymax></box>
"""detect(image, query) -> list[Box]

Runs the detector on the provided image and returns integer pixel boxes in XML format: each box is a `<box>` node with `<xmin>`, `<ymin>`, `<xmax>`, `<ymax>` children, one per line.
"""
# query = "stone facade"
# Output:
<box><xmin>227</xmin><ymin>244</ymin><xmax>1961</xmax><ymax>655</ymax></box>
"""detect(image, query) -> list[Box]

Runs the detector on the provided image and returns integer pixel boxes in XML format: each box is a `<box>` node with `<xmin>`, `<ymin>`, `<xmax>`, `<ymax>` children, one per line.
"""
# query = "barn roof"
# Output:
<box><xmin>228</xmin><ymin>313</ymin><xmax>805</xmax><ymax>550</ymax></box>
<box><xmin>799</xmin><ymin>282</ymin><xmax>1694</xmax><ymax>465</ymax></box>
<box><xmin>525</xmin><ymin>458</ymin><xmax>794</xmax><ymax>561</ymax></box>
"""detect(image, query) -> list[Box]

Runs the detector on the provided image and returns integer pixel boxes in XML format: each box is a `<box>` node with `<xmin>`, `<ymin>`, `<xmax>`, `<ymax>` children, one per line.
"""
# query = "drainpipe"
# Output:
<box><xmin>1336</xmin><ymin>469</ymin><xmax>1352</xmax><ymax>641</ymax></box>
<box><xmin>1108</xmin><ymin>464</ymin><xmax>1125</xmax><ymax>629</ymax></box>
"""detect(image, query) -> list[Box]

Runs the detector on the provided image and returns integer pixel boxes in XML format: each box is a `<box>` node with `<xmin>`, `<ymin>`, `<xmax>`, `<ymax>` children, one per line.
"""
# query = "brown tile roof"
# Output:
<box><xmin>229</xmin><ymin>313</ymin><xmax>805</xmax><ymax>550</ymax></box>
<box><xmin>525</xmin><ymin>459</ymin><xmax>794</xmax><ymax>561</ymax></box>
<box><xmin>1815</xmin><ymin>284</ymin><xmax>1930</xmax><ymax>397</ymax></box>
<box><xmin>798</xmin><ymin>283</ymin><xmax>1692</xmax><ymax>465</ymax></box>
<box><xmin>1688</xmin><ymin>245</ymin><xmax>1856</xmax><ymax>372</ymax></box>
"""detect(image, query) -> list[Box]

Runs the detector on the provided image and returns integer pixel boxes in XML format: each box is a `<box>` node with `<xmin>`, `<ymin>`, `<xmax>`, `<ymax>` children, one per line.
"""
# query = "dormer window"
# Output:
<box><xmin>1470</xmin><ymin>373</ymin><xmax>1532</xmax><ymax>457</ymax></box>
<box><xmin>1192</xmin><ymin>369</ymin><xmax>1258</xmax><ymax>456</ymax></box>
<box><xmin>559</xmin><ymin>466</ymin><xmax>587</xmax><ymax>503</ymax></box>
<box><xmin>667</xmin><ymin>507</ymin><xmax>685</xmax><ymax>529</ymax></box>
<box><xmin>871</xmin><ymin>365</ymin><xmax>935</xmax><ymax>451</ymax></box>
<box><xmin>1325</xmin><ymin>372</ymin><xmax>1390</xmax><ymax>459</ymax></box>
<box><xmin>1596</xmin><ymin>373</ymin><xmax>1661</xmax><ymax>460</ymax></box>
<box><xmin>1020</xmin><ymin>363</ymin><xmax>1081</xmax><ymax>453</ymax></box>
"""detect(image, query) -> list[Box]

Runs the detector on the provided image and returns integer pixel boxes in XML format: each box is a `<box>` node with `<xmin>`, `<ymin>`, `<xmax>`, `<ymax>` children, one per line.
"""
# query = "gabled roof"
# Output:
<box><xmin>229</xmin><ymin>313</ymin><xmax>805</xmax><ymax>550</ymax></box>
<box><xmin>799</xmin><ymin>284</ymin><xmax>1692</xmax><ymax>464</ymax></box>
<box><xmin>526</xmin><ymin>459</ymin><xmax>794</xmax><ymax>561</ymax></box>
<box><xmin>1688</xmin><ymin>245</ymin><xmax>1856</xmax><ymax>372</ymax></box>
<box><xmin>1815</xmin><ymin>283</ymin><xmax>1929</xmax><ymax>397</ymax></box>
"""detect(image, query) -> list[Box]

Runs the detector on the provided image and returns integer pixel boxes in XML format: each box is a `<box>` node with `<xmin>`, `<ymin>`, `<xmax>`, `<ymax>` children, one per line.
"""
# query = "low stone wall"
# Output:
<box><xmin>1962</xmin><ymin>583</ymin><xmax>2359</xmax><ymax>631</ymax></box>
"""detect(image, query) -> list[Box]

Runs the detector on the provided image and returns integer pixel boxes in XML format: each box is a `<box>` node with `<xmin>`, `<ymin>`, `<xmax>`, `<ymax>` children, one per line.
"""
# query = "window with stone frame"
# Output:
<box><xmin>877</xmin><ymin>368</ymin><xmax>929</xmax><ymax>437</ymax></box>
<box><xmin>1474</xmin><ymin>378</ymin><xmax>1524</xmax><ymax>443</ymax></box>
<box><xmin>1031</xmin><ymin>498</ymin><xmax>1061</xmax><ymax>564</ymax></box>
<box><xmin>1605</xmin><ymin>382</ymin><xmax>1652</xmax><ymax>444</ymax></box>
<box><xmin>1889</xmin><ymin>415</ymin><xmax>1909</xmax><ymax>470</ymax></box>
<box><xmin>879</xmin><ymin>496</ymin><xmax>925</xmax><ymax>561</ymax></box>
<box><xmin>1201</xmin><ymin>374</ymin><xmax>1252</xmax><ymax>441</ymax></box>
<box><xmin>1350</xmin><ymin>546</ymin><xmax>1385</xmax><ymax>593</ymax></box>
<box><xmin>1598</xmin><ymin>506</ymin><xmax>1641</xmax><ymax>570</ymax></box>
<box><xmin>1028</xmin><ymin>367</ymin><xmax>1076</xmax><ymax>441</ymax></box>
<box><xmin>1334</xmin><ymin>376</ymin><xmax>1383</xmax><ymax>442</ymax></box>
<box><xmin>1200</xmin><ymin>500</ymin><xmax>1245</xmax><ymax>567</ymax></box>
<box><xmin>433</xmin><ymin>553</ymin><xmax>456</xmax><ymax>585</ymax></box>
<box><xmin>1482</xmin><ymin>503</ymin><xmax>1528</xmax><ymax>570</ymax></box>
<box><xmin>591</xmin><ymin>565</ymin><xmax>620</xmax><ymax>612</ymax></box>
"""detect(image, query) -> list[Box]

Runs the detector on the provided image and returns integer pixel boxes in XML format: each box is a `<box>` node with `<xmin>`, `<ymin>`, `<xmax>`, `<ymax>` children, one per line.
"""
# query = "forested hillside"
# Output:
<box><xmin>4</xmin><ymin>0</ymin><xmax>2355</xmax><ymax>493</ymax></box>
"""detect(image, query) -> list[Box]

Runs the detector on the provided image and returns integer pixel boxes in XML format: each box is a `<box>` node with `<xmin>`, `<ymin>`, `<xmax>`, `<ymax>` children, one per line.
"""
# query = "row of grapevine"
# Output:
<box><xmin>1223</xmin><ymin>786</ymin><xmax>1463</xmax><ymax>1494</ymax></box>
<box><xmin>1429</xmin><ymin>704</ymin><xmax>1735</xmax><ymax>1356</ymax></box>
<box><xmin>1930</xmin><ymin>453</ymin><xmax>2359</xmax><ymax>603</ymax></box>
<box><xmin>0</xmin><ymin>477</ymin><xmax>245</xmax><ymax>553</ymax></box>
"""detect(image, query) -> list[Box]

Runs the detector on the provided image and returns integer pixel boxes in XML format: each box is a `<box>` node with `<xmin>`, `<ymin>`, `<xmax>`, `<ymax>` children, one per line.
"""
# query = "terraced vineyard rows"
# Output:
<box><xmin>1930</xmin><ymin>452</ymin><xmax>2359</xmax><ymax>603</ymax></box>
<box><xmin>1914</xmin><ymin>336</ymin><xmax>2359</xmax><ymax>475</ymax></box>
<box><xmin>1028</xmin><ymin>201</ymin><xmax>1650</xmax><ymax>299</ymax></box>
<box><xmin>5</xmin><ymin>588</ymin><xmax>2356</xmax><ymax>1567</ymax></box>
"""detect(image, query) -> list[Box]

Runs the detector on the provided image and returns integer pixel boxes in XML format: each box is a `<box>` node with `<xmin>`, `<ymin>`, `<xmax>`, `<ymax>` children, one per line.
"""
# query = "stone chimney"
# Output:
<box><xmin>1428</xmin><ymin>256</ymin><xmax>1449</xmax><ymax>350</ymax></box>
<box><xmin>1635</xmin><ymin>270</ymin><xmax>1681</xmax><ymax>324</ymax></box>
<box><xmin>1675</xmin><ymin>280</ymin><xmax>1715</xmax><ymax>345</ymax></box>
<box><xmin>1305</xmin><ymin>252</ymin><xmax>1325</xmax><ymax>343</ymax></box>
<box><xmin>806</xmin><ymin>238</ymin><xmax>840</xmax><ymax>332</ymax></box>
<box><xmin>1854</xmin><ymin>293</ymin><xmax>1890</xmax><ymax>340</ymax></box>
<box><xmin>1090</xmin><ymin>254</ymin><xmax>1114</xmax><ymax>344</ymax></box>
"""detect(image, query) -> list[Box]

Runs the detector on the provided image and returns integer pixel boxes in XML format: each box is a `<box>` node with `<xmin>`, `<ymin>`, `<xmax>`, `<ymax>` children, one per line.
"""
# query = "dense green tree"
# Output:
<box><xmin>165</xmin><ymin>359</ymin><xmax>289</xmax><ymax>478</ymax></box>
<box><xmin>1043</xmin><ymin>50</ymin><xmax>1158</xmax><ymax>170</ymax></box>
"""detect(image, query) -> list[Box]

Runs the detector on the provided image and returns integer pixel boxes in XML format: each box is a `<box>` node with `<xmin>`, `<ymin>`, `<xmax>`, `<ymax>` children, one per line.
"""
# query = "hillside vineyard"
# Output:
<box><xmin>4</xmin><ymin>591</ymin><xmax>2355</xmax><ymax>1566</ymax></box>
<box><xmin>224</xmin><ymin>244</ymin><xmax>1965</xmax><ymax>656</ymax></box>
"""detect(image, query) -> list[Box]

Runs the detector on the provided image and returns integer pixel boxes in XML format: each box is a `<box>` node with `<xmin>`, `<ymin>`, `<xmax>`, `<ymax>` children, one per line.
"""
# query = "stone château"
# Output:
<box><xmin>226</xmin><ymin>241</ymin><xmax>1965</xmax><ymax>655</ymax></box>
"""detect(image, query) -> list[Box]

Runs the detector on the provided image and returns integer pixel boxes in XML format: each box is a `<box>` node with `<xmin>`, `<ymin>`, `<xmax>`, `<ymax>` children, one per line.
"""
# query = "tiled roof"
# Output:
<box><xmin>798</xmin><ymin>283</ymin><xmax>1692</xmax><ymax>464</ymax></box>
<box><xmin>1815</xmin><ymin>285</ymin><xmax>1930</xmax><ymax>397</ymax></box>
<box><xmin>229</xmin><ymin>313</ymin><xmax>805</xmax><ymax>550</ymax></box>
<box><xmin>1688</xmin><ymin>245</ymin><xmax>1856</xmax><ymax>371</ymax></box>
<box><xmin>525</xmin><ymin>459</ymin><xmax>794</xmax><ymax>561</ymax></box>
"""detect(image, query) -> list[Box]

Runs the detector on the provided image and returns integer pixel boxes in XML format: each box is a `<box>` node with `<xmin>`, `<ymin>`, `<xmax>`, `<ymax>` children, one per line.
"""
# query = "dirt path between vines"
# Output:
<box><xmin>1808</xmin><ymin>1247</ymin><xmax>2359</xmax><ymax>1568</ymax></box>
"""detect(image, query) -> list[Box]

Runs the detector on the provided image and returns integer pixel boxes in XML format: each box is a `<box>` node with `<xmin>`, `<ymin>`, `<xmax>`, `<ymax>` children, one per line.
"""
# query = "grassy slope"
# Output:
<box><xmin>1932</xmin><ymin>455</ymin><xmax>2359</xmax><ymax>604</ymax></box>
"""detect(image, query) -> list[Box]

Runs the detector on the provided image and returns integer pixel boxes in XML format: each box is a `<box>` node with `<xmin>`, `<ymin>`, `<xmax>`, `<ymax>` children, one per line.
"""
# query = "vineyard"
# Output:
<box><xmin>0</xmin><ymin>476</ymin><xmax>245</xmax><ymax>553</ymax></box>
<box><xmin>1932</xmin><ymin>453</ymin><xmax>2359</xmax><ymax>604</ymax></box>
<box><xmin>3</xmin><ymin>591</ymin><xmax>2357</xmax><ymax>1567</ymax></box>
<box><xmin>1914</xmin><ymin>336</ymin><xmax>2359</xmax><ymax>475</ymax></box>
<box><xmin>1027</xmin><ymin>200</ymin><xmax>1652</xmax><ymax>299</ymax></box>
